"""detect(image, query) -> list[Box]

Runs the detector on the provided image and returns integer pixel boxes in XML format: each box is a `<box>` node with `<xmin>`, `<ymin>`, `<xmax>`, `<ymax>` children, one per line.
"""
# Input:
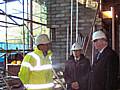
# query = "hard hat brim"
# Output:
<box><xmin>36</xmin><ymin>41</ymin><xmax>51</xmax><ymax>45</ymax></box>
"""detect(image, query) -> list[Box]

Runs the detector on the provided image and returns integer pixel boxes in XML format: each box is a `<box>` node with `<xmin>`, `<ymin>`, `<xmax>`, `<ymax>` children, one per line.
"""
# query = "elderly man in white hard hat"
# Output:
<box><xmin>89</xmin><ymin>30</ymin><xmax>119</xmax><ymax>90</ymax></box>
<box><xmin>64</xmin><ymin>42</ymin><xmax>90</xmax><ymax>90</ymax></box>
<box><xmin>19</xmin><ymin>34</ymin><xmax>54</xmax><ymax>90</ymax></box>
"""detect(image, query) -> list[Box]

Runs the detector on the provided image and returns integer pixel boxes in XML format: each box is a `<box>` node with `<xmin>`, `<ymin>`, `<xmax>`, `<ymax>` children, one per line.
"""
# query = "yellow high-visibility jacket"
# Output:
<box><xmin>18</xmin><ymin>47</ymin><xmax>53</xmax><ymax>90</ymax></box>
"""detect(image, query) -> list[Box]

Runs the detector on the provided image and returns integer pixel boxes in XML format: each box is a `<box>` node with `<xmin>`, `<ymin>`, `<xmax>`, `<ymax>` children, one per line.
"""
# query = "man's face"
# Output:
<box><xmin>93</xmin><ymin>39</ymin><xmax>107</xmax><ymax>51</ymax></box>
<box><xmin>72</xmin><ymin>50</ymin><xmax>81</xmax><ymax>58</ymax></box>
<box><xmin>38</xmin><ymin>43</ymin><xmax>50</xmax><ymax>52</ymax></box>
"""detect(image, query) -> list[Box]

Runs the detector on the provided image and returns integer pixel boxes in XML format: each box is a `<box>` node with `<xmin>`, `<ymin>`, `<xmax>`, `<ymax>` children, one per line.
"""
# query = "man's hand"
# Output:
<box><xmin>71</xmin><ymin>81</ymin><xmax>79</xmax><ymax>89</ymax></box>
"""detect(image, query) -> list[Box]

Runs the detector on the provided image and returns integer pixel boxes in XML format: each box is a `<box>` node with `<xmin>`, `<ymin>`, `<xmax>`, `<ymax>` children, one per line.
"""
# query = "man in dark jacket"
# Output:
<box><xmin>64</xmin><ymin>42</ymin><xmax>90</xmax><ymax>90</ymax></box>
<box><xmin>89</xmin><ymin>30</ymin><xmax>119</xmax><ymax>90</ymax></box>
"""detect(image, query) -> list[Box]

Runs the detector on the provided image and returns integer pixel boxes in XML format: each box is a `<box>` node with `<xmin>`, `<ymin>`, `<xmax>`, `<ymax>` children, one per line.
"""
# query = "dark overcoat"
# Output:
<box><xmin>64</xmin><ymin>54</ymin><xmax>90</xmax><ymax>90</ymax></box>
<box><xmin>89</xmin><ymin>46</ymin><xmax>119</xmax><ymax>90</ymax></box>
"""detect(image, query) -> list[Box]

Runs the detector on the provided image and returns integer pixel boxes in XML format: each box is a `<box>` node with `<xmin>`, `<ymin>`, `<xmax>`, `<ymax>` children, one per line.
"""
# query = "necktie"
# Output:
<box><xmin>97</xmin><ymin>52</ymin><xmax>101</xmax><ymax>60</ymax></box>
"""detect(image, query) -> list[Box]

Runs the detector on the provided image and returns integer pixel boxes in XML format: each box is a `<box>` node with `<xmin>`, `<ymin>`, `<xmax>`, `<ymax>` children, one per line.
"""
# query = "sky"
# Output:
<box><xmin>0</xmin><ymin>0</ymin><xmax>30</xmax><ymax>41</ymax></box>
<box><xmin>0</xmin><ymin>0</ymin><xmax>30</xmax><ymax>24</ymax></box>
<box><xmin>0</xmin><ymin>0</ymin><xmax>47</xmax><ymax>42</ymax></box>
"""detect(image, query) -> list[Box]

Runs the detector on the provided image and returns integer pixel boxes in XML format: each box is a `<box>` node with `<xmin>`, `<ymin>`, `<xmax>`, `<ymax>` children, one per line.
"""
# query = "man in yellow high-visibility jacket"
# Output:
<box><xmin>19</xmin><ymin>34</ymin><xmax>54</xmax><ymax>90</ymax></box>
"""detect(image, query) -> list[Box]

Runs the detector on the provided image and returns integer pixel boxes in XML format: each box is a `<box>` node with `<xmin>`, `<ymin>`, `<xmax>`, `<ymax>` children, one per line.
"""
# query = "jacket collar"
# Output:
<box><xmin>34</xmin><ymin>47</ymin><xmax>53</xmax><ymax>57</ymax></box>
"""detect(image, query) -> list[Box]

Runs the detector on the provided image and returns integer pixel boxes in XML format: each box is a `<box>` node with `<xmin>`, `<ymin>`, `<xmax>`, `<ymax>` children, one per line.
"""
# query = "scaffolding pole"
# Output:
<box><xmin>27</xmin><ymin>0</ymin><xmax>30</xmax><ymax>49</ymax></box>
<box><xmin>111</xmin><ymin>7</ymin><xmax>115</xmax><ymax>50</ymax></box>
<box><xmin>76</xmin><ymin>0</ymin><xmax>78</xmax><ymax>41</ymax></box>
<box><xmin>70</xmin><ymin>0</ymin><xmax>73</xmax><ymax>55</ymax></box>
<box><xmin>66</xmin><ymin>25</ymin><xmax>69</xmax><ymax>60</ymax></box>
<box><xmin>22</xmin><ymin>0</ymin><xmax>25</xmax><ymax>57</ymax></box>
<box><xmin>30</xmin><ymin>0</ymin><xmax>33</xmax><ymax>50</ymax></box>
<box><xmin>5</xmin><ymin>1</ymin><xmax>8</xmax><ymax>74</ymax></box>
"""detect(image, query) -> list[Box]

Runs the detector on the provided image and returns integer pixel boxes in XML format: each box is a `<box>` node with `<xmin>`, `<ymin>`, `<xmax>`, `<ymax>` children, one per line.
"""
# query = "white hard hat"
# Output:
<box><xmin>35</xmin><ymin>34</ymin><xmax>50</xmax><ymax>45</ymax></box>
<box><xmin>71</xmin><ymin>42</ymin><xmax>82</xmax><ymax>51</ymax></box>
<box><xmin>92</xmin><ymin>30</ymin><xmax>107</xmax><ymax>41</ymax></box>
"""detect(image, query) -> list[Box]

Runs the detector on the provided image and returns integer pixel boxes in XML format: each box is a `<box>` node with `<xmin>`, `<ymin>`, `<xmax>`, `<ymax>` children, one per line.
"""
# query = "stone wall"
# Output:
<box><xmin>47</xmin><ymin>0</ymin><xmax>97</xmax><ymax>63</ymax></box>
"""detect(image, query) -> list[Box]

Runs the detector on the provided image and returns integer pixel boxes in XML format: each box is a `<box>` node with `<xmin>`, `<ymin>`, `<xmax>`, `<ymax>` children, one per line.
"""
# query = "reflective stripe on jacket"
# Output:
<box><xmin>18</xmin><ymin>47</ymin><xmax>53</xmax><ymax>90</ymax></box>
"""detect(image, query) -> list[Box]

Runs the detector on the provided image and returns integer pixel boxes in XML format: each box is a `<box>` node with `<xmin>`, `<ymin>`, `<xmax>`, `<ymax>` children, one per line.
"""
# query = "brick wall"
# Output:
<box><xmin>47</xmin><ymin>0</ymin><xmax>97</xmax><ymax>63</ymax></box>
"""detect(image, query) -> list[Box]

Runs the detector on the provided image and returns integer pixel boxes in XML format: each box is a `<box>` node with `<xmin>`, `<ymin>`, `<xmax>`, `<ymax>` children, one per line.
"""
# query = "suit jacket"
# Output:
<box><xmin>64</xmin><ymin>54</ymin><xmax>90</xmax><ymax>90</ymax></box>
<box><xmin>89</xmin><ymin>46</ymin><xmax>119</xmax><ymax>90</ymax></box>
